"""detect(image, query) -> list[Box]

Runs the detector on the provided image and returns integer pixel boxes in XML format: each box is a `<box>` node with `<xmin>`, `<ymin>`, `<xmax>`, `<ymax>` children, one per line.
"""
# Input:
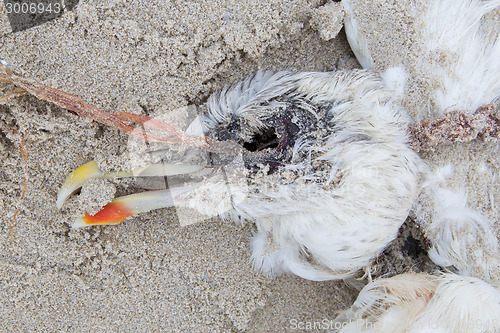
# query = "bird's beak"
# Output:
<box><xmin>56</xmin><ymin>161</ymin><xmax>103</xmax><ymax>209</ymax></box>
<box><xmin>72</xmin><ymin>187</ymin><xmax>194</xmax><ymax>228</ymax></box>
<box><xmin>57</xmin><ymin>160</ymin><xmax>203</xmax><ymax>228</ymax></box>
<box><xmin>1</xmin><ymin>58</ymin><xmax>243</xmax><ymax>228</ymax></box>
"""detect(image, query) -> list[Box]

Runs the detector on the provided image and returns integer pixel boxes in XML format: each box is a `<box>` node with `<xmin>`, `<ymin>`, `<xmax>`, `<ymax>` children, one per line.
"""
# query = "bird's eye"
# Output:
<box><xmin>243</xmin><ymin>127</ymin><xmax>279</xmax><ymax>152</ymax></box>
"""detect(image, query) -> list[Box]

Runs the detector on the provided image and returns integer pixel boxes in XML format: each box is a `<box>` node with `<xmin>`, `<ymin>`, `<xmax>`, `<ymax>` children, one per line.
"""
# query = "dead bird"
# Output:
<box><xmin>0</xmin><ymin>65</ymin><xmax>421</xmax><ymax>281</ymax></box>
<box><xmin>1</xmin><ymin>0</ymin><xmax>498</xmax><ymax>285</ymax></box>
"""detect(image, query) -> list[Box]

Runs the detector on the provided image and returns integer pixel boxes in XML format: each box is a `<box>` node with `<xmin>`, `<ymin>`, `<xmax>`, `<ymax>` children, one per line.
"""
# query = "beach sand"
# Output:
<box><xmin>0</xmin><ymin>1</ymin><xmax>496</xmax><ymax>331</ymax></box>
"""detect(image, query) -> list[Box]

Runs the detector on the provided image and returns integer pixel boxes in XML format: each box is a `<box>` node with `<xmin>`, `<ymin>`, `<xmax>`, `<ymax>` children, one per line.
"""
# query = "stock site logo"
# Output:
<box><xmin>4</xmin><ymin>0</ymin><xmax>78</xmax><ymax>33</ymax></box>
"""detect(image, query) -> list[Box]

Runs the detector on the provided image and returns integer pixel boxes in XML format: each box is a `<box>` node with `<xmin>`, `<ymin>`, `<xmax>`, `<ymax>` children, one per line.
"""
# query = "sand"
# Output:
<box><xmin>0</xmin><ymin>0</ymin><xmax>497</xmax><ymax>332</ymax></box>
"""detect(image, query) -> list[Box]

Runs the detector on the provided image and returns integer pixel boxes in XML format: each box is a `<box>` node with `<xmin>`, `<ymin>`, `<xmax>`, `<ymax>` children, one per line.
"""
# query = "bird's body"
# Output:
<box><xmin>180</xmin><ymin>70</ymin><xmax>420</xmax><ymax>280</ymax></box>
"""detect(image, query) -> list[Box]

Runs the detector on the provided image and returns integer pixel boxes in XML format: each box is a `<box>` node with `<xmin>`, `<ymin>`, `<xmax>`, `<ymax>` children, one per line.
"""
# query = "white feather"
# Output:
<box><xmin>413</xmin><ymin>165</ymin><xmax>500</xmax><ymax>284</ymax></box>
<box><xmin>342</xmin><ymin>0</ymin><xmax>500</xmax><ymax>116</ymax></box>
<box><xmin>422</xmin><ymin>0</ymin><xmax>500</xmax><ymax>113</ymax></box>
<box><xmin>335</xmin><ymin>273</ymin><xmax>500</xmax><ymax>333</ymax></box>
<box><xmin>343</xmin><ymin>0</ymin><xmax>374</xmax><ymax>69</ymax></box>
<box><xmin>380</xmin><ymin>66</ymin><xmax>408</xmax><ymax>99</ymax></box>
